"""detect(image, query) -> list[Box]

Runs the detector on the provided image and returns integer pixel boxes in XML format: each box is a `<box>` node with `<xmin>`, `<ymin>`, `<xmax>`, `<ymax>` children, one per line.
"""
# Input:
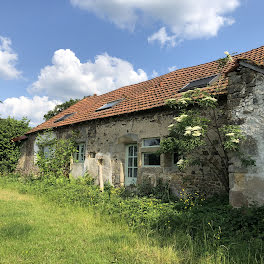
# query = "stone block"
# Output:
<box><xmin>230</xmin><ymin>190</ymin><xmax>248</xmax><ymax>208</ymax></box>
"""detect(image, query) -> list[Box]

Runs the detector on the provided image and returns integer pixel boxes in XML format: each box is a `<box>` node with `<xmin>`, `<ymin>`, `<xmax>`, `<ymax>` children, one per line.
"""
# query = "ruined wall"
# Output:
<box><xmin>227</xmin><ymin>66</ymin><xmax>264</xmax><ymax>206</ymax></box>
<box><xmin>19</xmin><ymin>107</ymin><xmax>225</xmax><ymax>195</ymax></box>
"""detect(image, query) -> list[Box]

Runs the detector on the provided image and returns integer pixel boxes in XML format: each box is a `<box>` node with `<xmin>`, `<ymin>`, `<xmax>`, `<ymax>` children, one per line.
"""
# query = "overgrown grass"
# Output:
<box><xmin>0</xmin><ymin>173</ymin><xmax>264</xmax><ymax>263</ymax></box>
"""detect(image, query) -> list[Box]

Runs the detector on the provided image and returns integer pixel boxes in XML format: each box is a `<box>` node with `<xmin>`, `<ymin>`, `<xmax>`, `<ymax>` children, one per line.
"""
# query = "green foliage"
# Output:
<box><xmin>0</xmin><ymin>117</ymin><xmax>30</xmax><ymax>172</ymax></box>
<box><xmin>161</xmin><ymin>53</ymin><xmax>254</xmax><ymax>192</ymax></box>
<box><xmin>36</xmin><ymin>130</ymin><xmax>78</xmax><ymax>178</ymax></box>
<box><xmin>43</xmin><ymin>98</ymin><xmax>80</xmax><ymax>121</ymax></box>
<box><xmin>1</xmin><ymin>173</ymin><xmax>263</xmax><ymax>263</ymax></box>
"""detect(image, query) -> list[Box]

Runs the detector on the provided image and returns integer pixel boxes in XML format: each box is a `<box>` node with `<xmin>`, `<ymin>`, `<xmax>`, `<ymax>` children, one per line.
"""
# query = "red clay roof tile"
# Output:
<box><xmin>27</xmin><ymin>46</ymin><xmax>264</xmax><ymax>134</ymax></box>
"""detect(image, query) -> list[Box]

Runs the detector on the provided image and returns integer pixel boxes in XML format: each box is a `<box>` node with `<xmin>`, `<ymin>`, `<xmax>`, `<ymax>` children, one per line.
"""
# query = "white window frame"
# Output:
<box><xmin>142</xmin><ymin>137</ymin><xmax>160</xmax><ymax>147</ymax></box>
<box><xmin>73</xmin><ymin>143</ymin><xmax>86</xmax><ymax>163</ymax></box>
<box><xmin>142</xmin><ymin>152</ymin><xmax>161</xmax><ymax>167</ymax></box>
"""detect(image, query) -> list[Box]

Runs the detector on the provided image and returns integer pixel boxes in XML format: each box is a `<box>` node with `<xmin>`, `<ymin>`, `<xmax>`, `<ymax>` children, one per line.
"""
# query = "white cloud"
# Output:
<box><xmin>148</xmin><ymin>27</ymin><xmax>177</xmax><ymax>47</ymax></box>
<box><xmin>168</xmin><ymin>65</ymin><xmax>178</xmax><ymax>72</ymax></box>
<box><xmin>71</xmin><ymin>0</ymin><xmax>240</xmax><ymax>45</ymax></box>
<box><xmin>29</xmin><ymin>49</ymin><xmax>148</xmax><ymax>100</ymax></box>
<box><xmin>0</xmin><ymin>96</ymin><xmax>61</xmax><ymax>126</ymax></box>
<box><xmin>151</xmin><ymin>70</ymin><xmax>159</xmax><ymax>78</ymax></box>
<box><xmin>0</xmin><ymin>36</ymin><xmax>21</xmax><ymax>79</ymax></box>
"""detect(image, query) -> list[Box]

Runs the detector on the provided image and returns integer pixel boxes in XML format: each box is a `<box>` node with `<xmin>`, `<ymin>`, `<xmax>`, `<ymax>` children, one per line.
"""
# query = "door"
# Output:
<box><xmin>125</xmin><ymin>144</ymin><xmax>138</xmax><ymax>186</ymax></box>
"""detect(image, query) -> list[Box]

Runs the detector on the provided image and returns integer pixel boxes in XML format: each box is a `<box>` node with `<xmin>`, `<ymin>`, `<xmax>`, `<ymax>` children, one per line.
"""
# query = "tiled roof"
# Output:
<box><xmin>27</xmin><ymin>45</ymin><xmax>264</xmax><ymax>134</ymax></box>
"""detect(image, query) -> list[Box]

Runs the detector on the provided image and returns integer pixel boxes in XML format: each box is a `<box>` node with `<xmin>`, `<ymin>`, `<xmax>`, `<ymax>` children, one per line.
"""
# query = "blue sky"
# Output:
<box><xmin>0</xmin><ymin>0</ymin><xmax>263</xmax><ymax>126</ymax></box>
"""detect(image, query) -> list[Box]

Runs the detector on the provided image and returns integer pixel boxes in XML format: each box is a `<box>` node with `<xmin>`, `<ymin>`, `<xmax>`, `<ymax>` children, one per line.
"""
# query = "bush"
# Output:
<box><xmin>0</xmin><ymin>117</ymin><xmax>30</xmax><ymax>172</ymax></box>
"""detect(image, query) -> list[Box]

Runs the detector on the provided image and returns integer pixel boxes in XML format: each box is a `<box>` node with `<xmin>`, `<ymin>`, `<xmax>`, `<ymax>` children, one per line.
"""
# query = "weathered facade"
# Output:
<box><xmin>17</xmin><ymin>107</ymin><xmax>225</xmax><ymax>195</ymax></box>
<box><xmin>16</xmin><ymin>46</ymin><xmax>264</xmax><ymax>206</ymax></box>
<box><xmin>227</xmin><ymin>61</ymin><xmax>264</xmax><ymax>207</ymax></box>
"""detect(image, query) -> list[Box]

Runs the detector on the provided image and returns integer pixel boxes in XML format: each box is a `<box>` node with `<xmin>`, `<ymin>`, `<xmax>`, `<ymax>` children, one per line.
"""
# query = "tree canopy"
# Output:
<box><xmin>0</xmin><ymin>117</ymin><xmax>30</xmax><ymax>172</ymax></box>
<box><xmin>44</xmin><ymin>99</ymin><xmax>80</xmax><ymax>121</ymax></box>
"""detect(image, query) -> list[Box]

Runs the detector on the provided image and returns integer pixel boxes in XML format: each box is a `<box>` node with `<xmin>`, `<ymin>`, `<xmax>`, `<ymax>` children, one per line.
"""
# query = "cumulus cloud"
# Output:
<box><xmin>71</xmin><ymin>0</ymin><xmax>240</xmax><ymax>45</ymax></box>
<box><xmin>29</xmin><ymin>49</ymin><xmax>148</xmax><ymax>100</ymax></box>
<box><xmin>0</xmin><ymin>36</ymin><xmax>21</xmax><ymax>79</ymax></box>
<box><xmin>148</xmin><ymin>27</ymin><xmax>177</xmax><ymax>47</ymax></box>
<box><xmin>168</xmin><ymin>65</ymin><xmax>178</xmax><ymax>72</ymax></box>
<box><xmin>0</xmin><ymin>96</ymin><xmax>61</xmax><ymax>126</ymax></box>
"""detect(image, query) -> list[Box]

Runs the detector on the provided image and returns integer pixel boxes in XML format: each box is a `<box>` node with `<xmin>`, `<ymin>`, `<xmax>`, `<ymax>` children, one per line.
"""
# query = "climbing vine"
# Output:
<box><xmin>36</xmin><ymin>130</ymin><xmax>78</xmax><ymax>179</ymax></box>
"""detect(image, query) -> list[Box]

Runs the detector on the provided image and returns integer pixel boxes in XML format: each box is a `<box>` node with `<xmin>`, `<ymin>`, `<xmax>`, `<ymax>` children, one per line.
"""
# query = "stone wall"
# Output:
<box><xmin>18</xmin><ymin>107</ymin><xmax>225</xmax><ymax>196</ymax></box>
<box><xmin>227</xmin><ymin>66</ymin><xmax>264</xmax><ymax>206</ymax></box>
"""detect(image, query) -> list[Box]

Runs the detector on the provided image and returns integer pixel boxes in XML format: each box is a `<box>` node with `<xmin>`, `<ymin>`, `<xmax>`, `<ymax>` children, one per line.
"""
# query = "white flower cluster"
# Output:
<box><xmin>177</xmin><ymin>159</ymin><xmax>184</xmax><ymax>166</ymax></box>
<box><xmin>226</xmin><ymin>132</ymin><xmax>240</xmax><ymax>143</ymax></box>
<box><xmin>167</xmin><ymin>98</ymin><xmax>176</xmax><ymax>102</ymax></box>
<box><xmin>174</xmin><ymin>114</ymin><xmax>188</xmax><ymax>122</ymax></box>
<box><xmin>224</xmin><ymin>51</ymin><xmax>233</xmax><ymax>62</ymax></box>
<box><xmin>177</xmin><ymin>97</ymin><xmax>192</xmax><ymax>105</ymax></box>
<box><xmin>201</xmin><ymin>96</ymin><xmax>217</xmax><ymax>103</ymax></box>
<box><xmin>184</xmin><ymin>126</ymin><xmax>202</xmax><ymax>137</ymax></box>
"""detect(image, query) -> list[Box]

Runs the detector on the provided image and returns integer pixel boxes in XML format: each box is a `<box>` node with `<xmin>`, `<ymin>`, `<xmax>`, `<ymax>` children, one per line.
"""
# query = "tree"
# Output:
<box><xmin>43</xmin><ymin>98</ymin><xmax>80</xmax><ymax>121</ymax></box>
<box><xmin>0</xmin><ymin>117</ymin><xmax>30</xmax><ymax>172</ymax></box>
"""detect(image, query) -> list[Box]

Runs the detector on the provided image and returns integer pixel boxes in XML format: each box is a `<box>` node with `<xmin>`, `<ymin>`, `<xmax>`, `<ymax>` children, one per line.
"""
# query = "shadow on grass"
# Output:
<box><xmin>0</xmin><ymin>222</ymin><xmax>33</xmax><ymax>239</ymax></box>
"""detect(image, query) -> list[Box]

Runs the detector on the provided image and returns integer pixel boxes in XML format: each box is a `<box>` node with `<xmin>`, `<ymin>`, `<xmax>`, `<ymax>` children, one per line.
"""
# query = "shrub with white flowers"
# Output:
<box><xmin>160</xmin><ymin>52</ymin><xmax>254</xmax><ymax>193</ymax></box>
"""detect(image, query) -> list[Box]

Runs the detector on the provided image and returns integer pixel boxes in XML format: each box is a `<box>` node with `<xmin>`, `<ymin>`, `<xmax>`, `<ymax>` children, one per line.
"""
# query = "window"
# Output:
<box><xmin>54</xmin><ymin>113</ymin><xmax>75</xmax><ymax>123</ymax></box>
<box><xmin>74</xmin><ymin>143</ymin><xmax>85</xmax><ymax>163</ymax></box>
<box><xmin>179</xmin><ymin>75</ymin><xmax>218</xmax><ymax>93</ymax></box>
<box><xmin>142</xmin><ymin>138</ymin><xmax>160</xmax><ymax>147</ymax></box>
<box><xmin>142</xmin><ymin>153</ymin><xmax>160</xmax><ymax>166</ymax></box>
<box><xmin>43</xmin><ymin>145</ymin><xmax>51</xmax><ymax>158</ymax></box>
<box><xmin>96</xmin><ymin>99</ymin><xmax>123</xmax><ymax>112</ymax></box>
<box><xmin>173</xmin><ymin>152</ymin><xmax>179</xmax><ymax>165</ymax></box>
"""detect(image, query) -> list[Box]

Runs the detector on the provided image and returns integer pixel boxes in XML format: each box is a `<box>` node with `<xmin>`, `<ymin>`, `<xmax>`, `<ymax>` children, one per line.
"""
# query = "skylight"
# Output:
<box><xmin>54</xmin><ymin>113</ymin><xmax>75</xmax><ymax>123</ymax></box>
<box><xmin>96</xmin><ymin>99</ymin><xmax>122</xmax><ymax>112</ymax></box>
<box><xmin>179</xmin><ymin>75</ymin><xmax>218</xmax><ymax>93</ymax></box>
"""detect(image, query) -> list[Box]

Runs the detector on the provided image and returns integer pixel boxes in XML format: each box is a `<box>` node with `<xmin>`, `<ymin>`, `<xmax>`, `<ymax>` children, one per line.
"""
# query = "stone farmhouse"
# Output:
<box><xmin>16</xmin><ymin>46</ymin><xmax>264</xmax><ymax>207</ymax></box>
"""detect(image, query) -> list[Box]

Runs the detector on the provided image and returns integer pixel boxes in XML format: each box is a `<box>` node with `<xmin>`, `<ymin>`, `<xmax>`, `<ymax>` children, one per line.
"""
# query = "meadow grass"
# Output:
<box><xmin>0</xmin><ymin>175</ymin><xmax>263</xmax><ymax>264</ymax></box>
<box><xmin>0</xmin><ymin>188</ymin><xmax>180</xmax><ymax>264</ymax></box>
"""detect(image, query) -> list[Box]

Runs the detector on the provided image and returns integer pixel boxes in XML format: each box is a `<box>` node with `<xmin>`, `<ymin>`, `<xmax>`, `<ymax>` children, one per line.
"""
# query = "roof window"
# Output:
<box><xmin>96</xmin><ymin>99</ymin><xmax>122</xmax><ymax>112</ymax></box>
<box><xmin>179</xmin><ymin>75</ymin><xmax>218</xmax><ymax>93</ymax></box>
<box><xmin>54</xmin><ymin>113</ymin><xmax>75</xmax><ymax>123</ymax></box>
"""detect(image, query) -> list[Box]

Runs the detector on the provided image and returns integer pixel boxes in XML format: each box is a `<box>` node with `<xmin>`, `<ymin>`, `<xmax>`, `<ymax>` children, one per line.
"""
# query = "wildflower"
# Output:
<box><xmin>168</xmin><ymin>124</ymin><xmax>174</xmax><ymax>128</ymax></box>
<box><xmin>224</xmin><ymin>51</ymin><xmax>230</xmax><ymax>56</ymax></box>
<box><xmin>226</xmin><ymin>132</ymin><xmax>235</xmax><ymax>137</ymax></box>
<box><xmin>231</xmin><ymin>138</ymin><xmax>240</xmax><ymax>143</ymax></box>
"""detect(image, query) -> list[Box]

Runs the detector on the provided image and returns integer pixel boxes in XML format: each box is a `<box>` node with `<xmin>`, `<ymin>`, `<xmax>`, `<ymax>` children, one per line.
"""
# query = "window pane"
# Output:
<box><xmin>143</xmin><ymin>138</ymin><xmax>160</xmax><ymax>147</ymax></box>
<box><xmin>129</xmin><ymin>146</ymin><xmax>133</xmax><ymax>156</ymax></box>
<box><xmin>173</xmin><ymin>152</ymin><xmax>179</xmax><ymax>164</ymax></box>
<box><xmin>134</xmin><ymin>146</ymin><xmax>138</xmax><ymax>156</ymax></box>
<box><xmin>143</xmin><ymin>153</ymin><xmax>160</xmax><ymax>166</ymax></box>
<box><xmin>128</xmin><ymin>168</ymin><xmax>133</xmax><ymax>178</ymax></box>
<box><xmin>128</xmin><ymin>158</ymin><xmax>133</xmax><ymax>167</ymax></box>
<box><xmin>134</xmin><ymin>158</ymin><xmax>137</xmax><ymax>167</ymax></box>
<box><xmin>134</xmin><ymin>168</ymin><xmax>138</xmax><ymax>178</ymax></box>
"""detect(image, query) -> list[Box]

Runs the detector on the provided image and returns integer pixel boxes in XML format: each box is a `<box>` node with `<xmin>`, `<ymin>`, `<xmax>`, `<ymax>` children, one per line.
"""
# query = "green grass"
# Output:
<box><xmin>0</xmin><ymin>188</ymin><xmax>180</xmax><ymax>264</ymax></box>
<box><xmin>0</xmin><ymin>175</ymin><xmax>263</xmax><ymax>264</ymax></box>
